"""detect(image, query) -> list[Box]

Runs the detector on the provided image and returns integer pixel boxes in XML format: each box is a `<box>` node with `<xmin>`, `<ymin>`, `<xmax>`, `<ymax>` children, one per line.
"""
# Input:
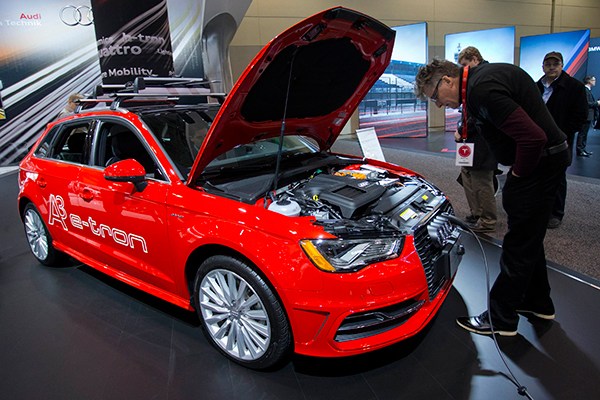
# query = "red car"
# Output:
<box><xmin>18</xmin><ymin>7</ymin><xmax>463</xmax><ymax>369</ymax></box>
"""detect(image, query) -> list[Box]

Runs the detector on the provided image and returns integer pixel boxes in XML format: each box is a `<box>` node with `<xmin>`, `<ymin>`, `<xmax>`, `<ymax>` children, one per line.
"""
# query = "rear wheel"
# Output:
<box><xmin>193</xmin><ymin>255</ymin><xmax>291</xmax><ymax>369</ymax></box>
<box><xmin>23</xmin><ymin>203</ymin><xmax>64</xmax><ymax>266</ymax></box>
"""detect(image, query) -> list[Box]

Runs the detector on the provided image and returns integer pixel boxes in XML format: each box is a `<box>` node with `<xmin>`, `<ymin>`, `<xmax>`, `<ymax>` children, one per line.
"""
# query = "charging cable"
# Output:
<box><xmin>441</xmin><ymin>213</ymin><xmax>534</xmax><ymax>400</ymax></box>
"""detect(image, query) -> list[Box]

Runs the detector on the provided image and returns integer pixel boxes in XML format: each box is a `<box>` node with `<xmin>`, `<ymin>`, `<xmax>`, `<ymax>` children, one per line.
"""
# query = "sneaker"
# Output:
<box><xmin>547</xmin><ymin>217</ymin><xmax>562</xmax><ymax>229</ymax></box>
<box><xmin>456</xmin><ymin>311</ymin><xmax>517</xmax><ymax>336</ymax></box>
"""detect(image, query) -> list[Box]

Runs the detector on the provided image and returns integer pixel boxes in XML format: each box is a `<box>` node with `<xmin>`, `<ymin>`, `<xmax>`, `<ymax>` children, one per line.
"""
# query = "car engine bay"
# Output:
<box><xmin>203</xmin><ymin>155</ymin><xmax>453</xmax><ymax>238</ymax></box>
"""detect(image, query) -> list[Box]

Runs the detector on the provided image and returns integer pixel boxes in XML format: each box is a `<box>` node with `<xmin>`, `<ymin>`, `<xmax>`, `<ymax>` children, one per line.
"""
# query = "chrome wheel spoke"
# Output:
<box><xmin>201</xmin><ymin>278</ymin><xmax>227</xmax><ymax>307</ymax></box>
<box><xmin>240</xmin><ymin>318</ymin><xmax>268</xmax><ymax>349</ymax></box>
<box><xmin>239</xmin><ymin>293</ymin><xmax>260</xmax><ymax>309</ymax></box>
<box><xmin>239</xmin><ymin>326</ymin><xmax>260</xmax><ymax>358</ymax></box>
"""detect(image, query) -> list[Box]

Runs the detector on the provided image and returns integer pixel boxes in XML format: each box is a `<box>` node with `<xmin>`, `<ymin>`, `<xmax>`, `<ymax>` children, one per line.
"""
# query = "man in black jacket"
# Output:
<box><xmin>415</xmin><ymin>60</ymin><xmax>568</xmax><ymax>336</ymax></box>
<box><xmin>536</xmin><ymin>52</ymin><xmax>587</xmax><ymax>229</ymax></box>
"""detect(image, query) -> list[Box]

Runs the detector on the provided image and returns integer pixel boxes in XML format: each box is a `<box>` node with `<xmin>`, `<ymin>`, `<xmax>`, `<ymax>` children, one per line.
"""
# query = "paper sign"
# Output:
<box><xmin>356</xmin><ymin>127</ymin><xmax>385</xmax><ymax>161</ymax></box>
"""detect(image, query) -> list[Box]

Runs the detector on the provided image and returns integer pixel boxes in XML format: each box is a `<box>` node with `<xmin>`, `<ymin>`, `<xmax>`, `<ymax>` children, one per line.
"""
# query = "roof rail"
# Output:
<box><xmin>74</xmin><ymin>98</ymin><xmax>114</xmax><ymax>113</ymax></box>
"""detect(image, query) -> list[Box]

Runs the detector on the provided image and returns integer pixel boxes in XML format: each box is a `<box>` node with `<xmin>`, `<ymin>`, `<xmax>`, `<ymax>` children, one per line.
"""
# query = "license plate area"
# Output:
<box><xmin>438</xmin><ymin>232</ymin><xmax>463</xmax><ymax>280</ymax></box>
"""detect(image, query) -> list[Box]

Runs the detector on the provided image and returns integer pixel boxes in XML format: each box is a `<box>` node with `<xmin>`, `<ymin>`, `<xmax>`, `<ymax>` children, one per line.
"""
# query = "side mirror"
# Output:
<box><xmin>104</xmin><ymin>159</ymin><xmax>148</xmax><ymax>192</ymax></box>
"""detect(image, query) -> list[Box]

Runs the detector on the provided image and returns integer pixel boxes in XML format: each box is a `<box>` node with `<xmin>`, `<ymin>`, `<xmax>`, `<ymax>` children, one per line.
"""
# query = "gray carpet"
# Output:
<box><xmin>332</xmin><ymin>137</ymin><xmax>600</xmax><ymax>282</ymax></box>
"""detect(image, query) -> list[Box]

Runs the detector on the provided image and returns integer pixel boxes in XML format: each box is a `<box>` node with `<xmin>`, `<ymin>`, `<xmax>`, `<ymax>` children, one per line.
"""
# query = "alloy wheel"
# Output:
<box><xmin>24</xmin><ymin>208</ymin><xmax>49</xmax><ymax>261</ymax></box>
<box><xmin>199</xmin><ymin>268</ymin><xmax>271</xmax><ymax>361</ymax></box>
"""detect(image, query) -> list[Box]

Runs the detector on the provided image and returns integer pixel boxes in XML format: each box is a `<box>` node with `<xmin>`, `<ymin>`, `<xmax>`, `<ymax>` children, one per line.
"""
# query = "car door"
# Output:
<box><xmin>73</xmin><ymin>118</ymin><xmax>175</xmax><ymax>293</ymax></box>
<box><xmin>28</xmin><ymin>120</ymin><xmax>94</xmax><ymax>252</ymax></box>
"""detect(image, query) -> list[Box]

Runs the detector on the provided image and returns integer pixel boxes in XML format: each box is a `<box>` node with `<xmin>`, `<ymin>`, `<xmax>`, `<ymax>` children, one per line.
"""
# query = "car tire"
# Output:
<box><xmin>23</xmin><ymin>203</ymin><xmax>65</xmax><ymax>266</ymax></box>
<box><xmin>193</xmin><ymin>255</ymin><xmax>291</xmax><ymax>370</ymax></box>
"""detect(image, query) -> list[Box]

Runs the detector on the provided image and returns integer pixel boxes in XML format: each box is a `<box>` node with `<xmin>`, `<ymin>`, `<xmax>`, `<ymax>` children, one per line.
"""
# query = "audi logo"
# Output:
<box><xmin>60</xmin><ymin>5</ymin><xmax>93</xmax><ymax>26</ymax></box>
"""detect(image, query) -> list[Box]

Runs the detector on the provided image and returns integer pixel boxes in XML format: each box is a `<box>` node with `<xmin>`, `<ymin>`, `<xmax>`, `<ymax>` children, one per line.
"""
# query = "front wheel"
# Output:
<box><xmin>22</xmin><ymin>203</ymin><xmax>65</xmax><ymax>266</ymax></box>
<box><xmin>193</xmin><ymin>255</ymin><xmax>291</xmax><ymax>369</ymax></box>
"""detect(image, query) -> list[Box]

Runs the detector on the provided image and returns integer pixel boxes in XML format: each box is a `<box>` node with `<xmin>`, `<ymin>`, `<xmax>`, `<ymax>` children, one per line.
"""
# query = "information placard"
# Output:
<box><xmin>356</xmin><ymin>127</ymin><xmax>385</xmax><ymax>162</ymax></box>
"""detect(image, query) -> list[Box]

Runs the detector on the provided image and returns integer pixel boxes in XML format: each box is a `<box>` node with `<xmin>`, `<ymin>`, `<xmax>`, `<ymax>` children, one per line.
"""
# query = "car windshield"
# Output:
<box><xmin>141</xmin><ymin>109</ymin><xmax>319</xmax><ymax>180</ymax></box>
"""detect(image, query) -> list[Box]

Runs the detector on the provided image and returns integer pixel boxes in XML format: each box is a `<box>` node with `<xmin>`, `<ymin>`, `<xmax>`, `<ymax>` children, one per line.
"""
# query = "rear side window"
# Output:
<box><xmin>34</xmin><ymin>122</ymin><xmax>91</xmax><ymax>165</ymax></box>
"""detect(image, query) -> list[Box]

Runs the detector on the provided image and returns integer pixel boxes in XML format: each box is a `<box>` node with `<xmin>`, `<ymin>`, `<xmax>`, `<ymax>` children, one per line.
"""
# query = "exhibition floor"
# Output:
<box><xmin>1</xmin><ymin>168</ymin><xmax>600</xmax><ymax>399</ymax></box>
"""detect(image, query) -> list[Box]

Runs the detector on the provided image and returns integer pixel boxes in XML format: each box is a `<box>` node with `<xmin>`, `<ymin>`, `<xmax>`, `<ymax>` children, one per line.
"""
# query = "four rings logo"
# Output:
<box><xmin>60</xmin><ymin>5</ymin><xmax>93</xmax><ymax>26</ymax></box>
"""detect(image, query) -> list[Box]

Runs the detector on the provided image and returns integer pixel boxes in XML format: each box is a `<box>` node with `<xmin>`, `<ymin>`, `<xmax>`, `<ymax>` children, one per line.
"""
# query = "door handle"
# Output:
<box><xmin>79</xmin><ymin>187</ymin><xmax>94</xmax><ymax>202</ymax></box>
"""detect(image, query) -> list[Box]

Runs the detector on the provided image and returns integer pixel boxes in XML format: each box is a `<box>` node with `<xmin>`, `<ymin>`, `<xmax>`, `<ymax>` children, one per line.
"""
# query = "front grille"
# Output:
<box><xmin>334</xmin><ymin>299</ymin><xmax>424</xmax><ymax>342</ymax></box>
<box><xmin>413</xmin><ymin>203</ymin><xmax>454</xmax><ymax>300</ymax></box>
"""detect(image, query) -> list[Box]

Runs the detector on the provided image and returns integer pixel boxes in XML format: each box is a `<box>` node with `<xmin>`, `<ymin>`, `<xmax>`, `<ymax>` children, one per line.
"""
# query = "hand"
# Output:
<box><xmin>454</xmin><ymin>130</ymin><xmax>461</xmax><ymax>142</ymax></box>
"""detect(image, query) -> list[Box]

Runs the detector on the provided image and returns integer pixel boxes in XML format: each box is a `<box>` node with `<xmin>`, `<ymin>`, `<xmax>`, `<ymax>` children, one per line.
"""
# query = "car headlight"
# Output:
<box><xmin>300</xmin><ymin>238</ymin><xmax>403</xmax><ymax>272</ymax></box>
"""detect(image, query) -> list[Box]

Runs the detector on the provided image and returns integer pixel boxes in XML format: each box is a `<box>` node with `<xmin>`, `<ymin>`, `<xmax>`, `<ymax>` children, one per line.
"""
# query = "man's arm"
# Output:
<box><xmin>498</xmin><ymin>107</ymin><xmax>547</xmax><ymax>177</ymax></box>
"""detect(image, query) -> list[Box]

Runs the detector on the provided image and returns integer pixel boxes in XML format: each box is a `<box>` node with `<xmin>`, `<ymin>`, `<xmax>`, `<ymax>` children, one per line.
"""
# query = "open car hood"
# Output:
<box><xmin>188</xmin><ymin>7</ymin><xmax>395</xmax><ymax>184</ymax></box>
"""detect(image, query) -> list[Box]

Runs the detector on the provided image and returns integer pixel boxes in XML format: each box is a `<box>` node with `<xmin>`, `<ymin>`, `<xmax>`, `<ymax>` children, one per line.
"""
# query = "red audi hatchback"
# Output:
<box><xmin>18</xmin><ymin>7</ymin><xmax>463</xmax><ymax>369</ymax></box>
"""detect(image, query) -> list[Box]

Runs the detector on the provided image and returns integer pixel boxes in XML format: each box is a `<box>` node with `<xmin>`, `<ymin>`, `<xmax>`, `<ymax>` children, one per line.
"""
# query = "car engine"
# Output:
<box><xmin>269</xmin><ymin>163</ymin><xmax>451</xmax><ymax>235</ymax></box>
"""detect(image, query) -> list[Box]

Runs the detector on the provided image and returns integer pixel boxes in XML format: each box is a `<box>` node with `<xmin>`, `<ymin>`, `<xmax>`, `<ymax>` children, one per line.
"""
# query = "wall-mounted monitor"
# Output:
<box><xmin>519</xmin><ymin>29</ymin><xmax>590</xmax><ymax>82</ymax></box>
<box><xmin>445</xmin><ymin>26</ymin><xmax>515</xmax><ymax>64</ymax></box>
<box><xmin>444</xmin><ymin>27</ymin><xmax>515</xmax><ymax>134</ymax></box>
<box><xmin>358</xmin><ymin>22</ymin><xmax>428</xmax><ymax>138</ymax></box>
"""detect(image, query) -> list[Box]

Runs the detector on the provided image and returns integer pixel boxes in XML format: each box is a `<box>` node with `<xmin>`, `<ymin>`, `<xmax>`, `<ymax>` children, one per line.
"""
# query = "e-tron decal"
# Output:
<box><xmin>48</xmin><ymin>194</ymin><xmax>148</xmax><ymax>253</ymax></box>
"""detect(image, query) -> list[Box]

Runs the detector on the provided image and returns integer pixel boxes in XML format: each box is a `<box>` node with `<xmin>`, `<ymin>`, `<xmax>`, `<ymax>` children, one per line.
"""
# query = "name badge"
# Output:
<box><xmin>456</xmin><ymin>143</ymin><xmax>474</xmax><ymax>167</ymax></box>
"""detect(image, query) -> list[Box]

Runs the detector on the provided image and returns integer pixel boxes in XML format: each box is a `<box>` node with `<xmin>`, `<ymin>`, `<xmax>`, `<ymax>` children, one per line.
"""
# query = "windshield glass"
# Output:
<box><xmin>142</xmin><ymin>109</ymin><xmax>319</xmax><ymax>180</ymax></box>
<box><xmin>206</xmin><ymin>136</ymin><xmax>319</xmax><ymax>170</ymax></box>
<box><xmin>142</xmin><ymin>109</ymin><xmax>215</xmax><ymax>178</ymax></box>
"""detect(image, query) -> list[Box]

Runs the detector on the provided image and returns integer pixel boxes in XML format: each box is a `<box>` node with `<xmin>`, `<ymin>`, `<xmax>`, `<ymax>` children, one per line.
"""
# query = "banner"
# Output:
<box><xmin>91</xmin><ymin>0</ymin><xmax>175</xmax><ymax>84</ymax></box>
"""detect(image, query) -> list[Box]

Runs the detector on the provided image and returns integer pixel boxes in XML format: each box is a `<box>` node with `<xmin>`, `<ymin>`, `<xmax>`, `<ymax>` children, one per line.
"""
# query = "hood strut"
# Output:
<box><xmin>265</xmin><ymin>47</ymin><xmax>299</xmax><ymax>207</ymax></box>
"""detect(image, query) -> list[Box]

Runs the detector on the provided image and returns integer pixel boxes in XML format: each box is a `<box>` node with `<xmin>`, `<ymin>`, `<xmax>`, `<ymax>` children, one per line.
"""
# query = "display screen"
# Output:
<box><xmin>358</xmin><ymin>22</ymin><xmax>428</xmax><ymax>138</ymax></box>
<box><xmin>444</xmin><ymin>26</ymin><xmax>515</xmax><ymax>133</ymax></box>
<box><xmin>445</xmin><ymin>26</ymin><xmax>515</xmax><ymax>64</ymax></box>
<box><xmin>519</xmin><ymin>29</ymin><xmax>590</xmax><ymax>81</ymax></box>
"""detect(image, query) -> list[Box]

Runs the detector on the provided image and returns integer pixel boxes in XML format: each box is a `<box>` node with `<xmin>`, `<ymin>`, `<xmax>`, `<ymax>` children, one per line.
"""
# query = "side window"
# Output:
<box><xmin>35</xmin><ymin>122</ymin><xmax>90</xmax><ymax>164</ymax></box>
<box><xmin>94</xmin><ymin>122</ymin><xmax>165</xmax><ymax>181</ymax></box>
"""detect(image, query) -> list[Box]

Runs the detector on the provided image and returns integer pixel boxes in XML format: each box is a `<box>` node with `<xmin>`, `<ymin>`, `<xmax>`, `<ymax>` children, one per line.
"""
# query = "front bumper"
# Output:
<box><xmin>286</xmin><ymin>229</ymin><xmax>463</xmax><ymax>358</ymax></box>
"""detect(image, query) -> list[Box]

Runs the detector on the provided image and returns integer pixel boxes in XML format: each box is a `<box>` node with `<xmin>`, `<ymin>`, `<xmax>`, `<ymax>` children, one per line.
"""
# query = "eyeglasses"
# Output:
<box><xmin>430</xmin><ymin>78</ymin><xmax>443</xmax><ymax>102</ymax></box>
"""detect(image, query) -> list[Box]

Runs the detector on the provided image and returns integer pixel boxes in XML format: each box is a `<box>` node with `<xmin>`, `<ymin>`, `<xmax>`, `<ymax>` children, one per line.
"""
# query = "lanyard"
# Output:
<box><xmin>461</xmin><ymin>66</ymin><xmax>470</xmax><ymax>141</ymax></box>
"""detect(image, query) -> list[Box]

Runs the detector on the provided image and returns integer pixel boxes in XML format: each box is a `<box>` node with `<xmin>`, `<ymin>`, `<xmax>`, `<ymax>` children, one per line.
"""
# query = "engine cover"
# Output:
<box><xmin>292</xmin><ymin>174</ymin><xmax>386</xmax><ymax>218</ymax></box>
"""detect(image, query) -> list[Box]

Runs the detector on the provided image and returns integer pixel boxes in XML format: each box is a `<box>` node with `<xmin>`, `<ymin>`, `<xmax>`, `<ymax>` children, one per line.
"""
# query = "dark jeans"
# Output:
<box><xmin>489</xmin><ymin>150</ymin><xmax>568</xmax><ymax>329</ymax></box>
